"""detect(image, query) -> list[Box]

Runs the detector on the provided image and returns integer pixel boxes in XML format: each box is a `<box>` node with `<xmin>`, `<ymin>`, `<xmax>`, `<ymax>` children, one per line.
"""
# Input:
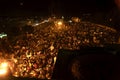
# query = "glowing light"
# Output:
<box><xmin>0</xmin><ymin>62</ymin><xmax>8</xmax><ymax>75</ymax></box>
<box><xmin>50</xmin><ymin>45</ymin><xmax>54</xmax><ymax>51</ymax></box>
<box><xmin>33</xmin><ymin>23</ymin><xmax>39</xmax><ymax>26</ymax></box>
<box><xmin>68</xmin><ymin>20</ymin><xmax>72</xmax><ymax>23</ymax></box>
<box><xmin>13</xmin><ymin>72</ymin><xmax>19</xmax><ymax>77</ymax></box>
<box><xmin>54</xmin><ymin>20</ymin><xmax>64</xmax><ymax>30</ymax></box>
<box><xmin>62</xmin><ymin>16</ymin><xmax>64</xmax><ymax>19</ymax></box>
<box><xmin>35</xmin><ymin>23</ymin><xmax>39</xmax><ymax>26</ymax></box>
<box><xmin>0</xmin><ymin>33</ymin><xmax>7</xmax><ymax>38</ymax></box>
<box><xmin>1</xmin><ymin>62</ymin><xmax>8</xmax><ymax>68</ymax></box>
<box><xmin>57</xmin><ymin>21</ymin><xmax>63</xmax><ymax>26</ymax></box>
<box><xmin>0</xmin><ymin>69</ymin><xmax>7</xmax><ymax>75</ymax></box>
<box><xmin>71</xmin><ymin>17</ymin><xmax>81</xmax><ymax>22</ymax></box>
<box><xmin>44</xmin><ymin>20</ymin><xmax>49</xmax><ymax>22</ymax></box>
<box><xmin>54</xmin><ymin>57</ymin><xmax>57</xmax><ymax>65</ymax></box>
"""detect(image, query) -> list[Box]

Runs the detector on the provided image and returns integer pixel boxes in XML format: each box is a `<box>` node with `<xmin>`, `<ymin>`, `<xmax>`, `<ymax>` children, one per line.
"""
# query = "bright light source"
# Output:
<box><xmin>35</xmin><ymin>23</ymin><xmax>39</xmax><ymax>26</ymax></box>
<box><xmin>57</xmin><ymin>21</ymin><xmax>63</xmax><ymax>26</ymax></box>
<box><xmin>54</xmin><ymin>20</ymin><xmax>64</xmax><ymax>30</ymax></box>
<box><xmin>0</xmin><ymin>62</ymin><xmax>8</xmax><ymax>75</ymax></box>
<box><xmin>68</xmin><ymin>20</ymin><xmax>72</xmax><ymax>23</ymax></box>
<box><xmin>72</xmin><ymin>17</ymin><xmax>81</xmax><ymax>22</ymax></box>
<box><xmin>0</xmin><ymin>69</ymin><xmax>7</xmax><ymax>75</ymax></box>
<box><xmin>54</xmin><ymin>57</ymin><xmax>57</xmax><ymax>65</ymax></box>
<box><xmin>1</xmin><ymin>62</ymin><xmax>8</xmax><ymax>68</ymax></box>
<box><xmin>0</xmin><ymin>33</ymin><xmax>7</xmax><ymax>38</ymax></box>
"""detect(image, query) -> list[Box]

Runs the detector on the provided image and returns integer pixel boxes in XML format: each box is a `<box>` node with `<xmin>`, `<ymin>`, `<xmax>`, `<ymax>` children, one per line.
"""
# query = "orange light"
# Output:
<box><xmin>0</xmin><ymin>62</ymin><xmax>8</xmax><ymax>75</ymax></box>
<box><xmin>57</xmin><ymin>21</ymin><xmax>63</xmax><ymax>26</ymax></box>
<box><xmin>1</xmin><ymin>62</ymin><xmax>8</xmax><ymax>68</ymax></box>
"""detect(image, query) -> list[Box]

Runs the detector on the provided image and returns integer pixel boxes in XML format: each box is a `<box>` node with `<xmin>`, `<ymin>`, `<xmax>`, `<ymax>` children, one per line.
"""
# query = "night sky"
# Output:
<box><xmin>0</xmin><ymin>0</ymin><xmax>116</xmax><ymax>16</ymax></box>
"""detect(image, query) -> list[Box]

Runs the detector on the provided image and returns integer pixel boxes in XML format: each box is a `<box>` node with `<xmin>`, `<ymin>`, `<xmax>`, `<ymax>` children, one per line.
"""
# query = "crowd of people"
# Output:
<box><xmin>0</xmin><ymin>17</ymin><xmax>119</xmax><ymax>79</ymax></box>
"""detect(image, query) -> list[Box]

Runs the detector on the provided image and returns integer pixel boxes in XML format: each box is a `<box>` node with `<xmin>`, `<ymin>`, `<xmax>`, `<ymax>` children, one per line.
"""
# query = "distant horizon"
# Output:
<box><xmin>0</xmin><ymin>0</ymin><xmax>116</xmax><ymax>17</ymax></box>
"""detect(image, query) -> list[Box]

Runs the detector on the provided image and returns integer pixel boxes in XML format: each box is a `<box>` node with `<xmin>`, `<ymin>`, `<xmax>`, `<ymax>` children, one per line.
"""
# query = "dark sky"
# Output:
<box><xmin>0</xmin><ymin>0</ymin><xmax>116</xmax><ymax>16</ymax></box>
